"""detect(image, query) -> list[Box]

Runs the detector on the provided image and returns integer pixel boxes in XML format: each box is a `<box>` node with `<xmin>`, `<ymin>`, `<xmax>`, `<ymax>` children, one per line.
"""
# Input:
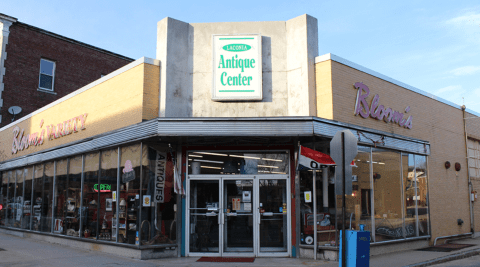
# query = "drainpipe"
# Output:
<box><xmin>462</xmin><ymin>105</ymin><xmax>475</xmax><ymax>236</ymax></box>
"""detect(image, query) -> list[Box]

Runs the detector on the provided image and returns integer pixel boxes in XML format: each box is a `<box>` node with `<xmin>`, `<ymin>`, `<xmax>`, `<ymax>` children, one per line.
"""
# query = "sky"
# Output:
<box><xmin>3</xmin><ymin>0</ymin><xmax>480</xmax><ymax>115</ymax></box>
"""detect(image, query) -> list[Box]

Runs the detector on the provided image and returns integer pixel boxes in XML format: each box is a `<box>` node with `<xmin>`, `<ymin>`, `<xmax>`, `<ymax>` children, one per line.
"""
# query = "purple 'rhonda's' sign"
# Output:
<box><xmin>354</xmin><ymin>82</ymin><xmax>413</xmax><ymax>129</ymax></box>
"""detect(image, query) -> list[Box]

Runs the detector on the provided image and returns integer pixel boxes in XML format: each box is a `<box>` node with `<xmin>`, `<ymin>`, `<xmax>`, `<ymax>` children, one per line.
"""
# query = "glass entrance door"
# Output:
<box><xmin>223</xmin><ymin>179</ymin><xmax>254</xmax><ymax>255</ymax></box>
<box><xmin>257</xmin><ymin>179</ymin><xmax>289</xmax><ymax>256</ymax></box>
<box><xmin>188</xmin><ymin>180</ymin><xmax>220</xmax><ymax>254</ymax></box>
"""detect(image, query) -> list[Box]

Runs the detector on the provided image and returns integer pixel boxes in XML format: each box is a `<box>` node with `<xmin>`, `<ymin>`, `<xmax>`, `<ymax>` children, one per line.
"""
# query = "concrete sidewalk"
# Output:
<box><xmin>1</xmin><ymin>232</ymin><xmax>480</xmax><ymax>266</ymax></box>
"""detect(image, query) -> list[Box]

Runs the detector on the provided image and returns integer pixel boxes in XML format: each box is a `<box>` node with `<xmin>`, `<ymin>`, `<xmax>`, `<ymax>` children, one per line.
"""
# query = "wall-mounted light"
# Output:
<box><xmin>445</xmin><ymin>161</ymin><xmax>451</xmax><ymax>169</ymax></box>
<box><xmin>455</xmin><ymin>162</ymin><xmax>461</xmax><ymax>172</ymax></box>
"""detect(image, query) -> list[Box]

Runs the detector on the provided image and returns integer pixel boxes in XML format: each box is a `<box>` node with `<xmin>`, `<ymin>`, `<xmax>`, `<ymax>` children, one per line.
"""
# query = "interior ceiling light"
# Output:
<box><xmin>189</xmin><ymin>154</ymin><xmax>203</xmax><ymax>158</ymax></box>
<box><xmin>193</xmin><ymin>159</ymin><xmax>224</xmax><ymax>164</ymax></box>
<box><xmin>229</xmin><ymin>155</ymin><xmax>261</xmax><ymax>160</ymax></box>
<box><xmin>194</xmin><ymin>152</ymin><xmax>228</xmax><ymax>156</ymax></box>
<box><xmin>262</xmin><ymin>158</ymin><xmax>283</xmax><ymax>162</ymax></box>
<box><xmin>258</xmin><ymin>165</ymin><xmax>279</xmax><ymax>168</ymax></box>
<box><xmin>271</xmin><ymin>171</ymin><xmax>286</xmax><ymax>174</ymax></box>
<box><xmin>200</xmin><ymin>166</ymin><xmax>223</xmax><ymax>170</ymax></box>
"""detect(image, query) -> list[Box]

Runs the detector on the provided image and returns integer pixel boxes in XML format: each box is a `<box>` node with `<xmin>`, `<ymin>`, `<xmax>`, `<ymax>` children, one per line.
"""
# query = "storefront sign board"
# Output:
<box><xmin>212</xmin><ymin>34</ymin><xmax>262</xmax><ymax>101</ymax></box>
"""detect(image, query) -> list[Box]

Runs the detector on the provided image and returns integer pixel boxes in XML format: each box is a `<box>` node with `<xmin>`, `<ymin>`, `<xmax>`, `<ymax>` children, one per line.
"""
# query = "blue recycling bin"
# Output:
<box><xmin>339</xmin><ymin>225</ymin><xmax>370</xmax><ymax>267</ymax></box>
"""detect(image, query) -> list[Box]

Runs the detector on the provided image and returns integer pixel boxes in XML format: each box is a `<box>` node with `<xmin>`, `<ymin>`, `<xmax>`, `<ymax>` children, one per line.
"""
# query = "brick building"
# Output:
<box><xmin>0</xmin><ymin>13</ymin><xmax>133</xmax><ymax>126</ymax></box>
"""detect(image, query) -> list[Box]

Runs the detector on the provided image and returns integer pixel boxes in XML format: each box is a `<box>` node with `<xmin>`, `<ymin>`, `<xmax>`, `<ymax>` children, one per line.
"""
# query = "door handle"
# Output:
<box><xmin>218</xmin><ymin>213</ymin><xmax>220</xmax><ymax>225</ymax></box>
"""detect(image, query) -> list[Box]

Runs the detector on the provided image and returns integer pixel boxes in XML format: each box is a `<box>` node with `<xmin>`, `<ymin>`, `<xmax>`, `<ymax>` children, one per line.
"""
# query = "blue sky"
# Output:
<box><xmin>3</xmin><ymin>0</ymin><xmax>480</xmax><ymax>114</ymax></box>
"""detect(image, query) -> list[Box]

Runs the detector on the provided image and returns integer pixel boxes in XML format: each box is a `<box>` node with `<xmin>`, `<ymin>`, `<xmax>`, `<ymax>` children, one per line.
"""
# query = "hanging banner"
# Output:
<box><xmin>297</xmin><ymin>145</ymin><xmax>336</xmax><ymax>170</ymax></box>
<box><xmin>154</xmin><ymin>152</ymin><xmax>167</xmax><ymax>203</ymax></box>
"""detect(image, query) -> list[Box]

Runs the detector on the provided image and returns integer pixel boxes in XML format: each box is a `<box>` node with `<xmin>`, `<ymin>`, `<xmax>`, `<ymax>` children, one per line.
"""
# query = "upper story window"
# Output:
<box><xmin>38</xmin><ymin>59</ymin><xmax>56</xmax><ymax>91</ymax></box>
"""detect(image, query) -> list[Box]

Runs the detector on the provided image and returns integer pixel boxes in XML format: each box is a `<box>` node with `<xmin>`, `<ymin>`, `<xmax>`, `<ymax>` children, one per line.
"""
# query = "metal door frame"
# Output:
<box><xmin>186</xmin><ymin>175</ymin><xmax>291</xmax><ymax>257</ymax></box>
<box><xmin>255</xmin><ymin>176</ymin><xmax>291</xmax><ymax>257</ymax></box>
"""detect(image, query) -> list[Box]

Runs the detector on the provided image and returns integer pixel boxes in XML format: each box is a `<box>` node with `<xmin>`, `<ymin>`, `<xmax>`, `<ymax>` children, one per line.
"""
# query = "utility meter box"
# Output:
<box><xmin>339</xmin><ymin>227</ymin><xmax>370</xmax><ymax>266</ymax></box>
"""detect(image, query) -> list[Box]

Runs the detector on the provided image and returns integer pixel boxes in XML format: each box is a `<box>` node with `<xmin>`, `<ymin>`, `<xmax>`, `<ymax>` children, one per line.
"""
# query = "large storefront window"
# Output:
<box><xmin>83</xmin><ymin>152</ymin><xmax>100</xmax><ymax>239</ymax></box>
<box><xmin>188</xmin><ymin>152</ymin><xmax>288</xmax><ymax>175</ymax></box>
<box><xmin>53</xmin><ymin>159</ymin><xmax>68</xmax><ymax>235</ymax></box>
<box><xmin>67</xmin><ymin>155</ymin><xmax>83</xmax><ymax>237</ymax></box>
<box><xmin>415</xmin><ymin>156</ymin><xmax>429</xmax><ymax>236</ymax></box>
<box><xmin>43</xmin><ymin>162</ymin><xmax>54</xmax><ymax>233</ymax></box>
<box><xmin>348</xmin><ymin>147</ymin><xmax>372</xmax><ymax>238</ymax></box>
<box><xmin>32</xmin><ymin>164</ymin><xmax>43</xmax><ymax>231</ymax></box>
<box><xmin>119</xmin><ymin>144</ymin><xmax>141</xmax><ymax>244</ymax></box>
<box><xmin>372</xmin><ymin>149</ymin><xmax>403</xmax><ymax>242</ymax></box>
<box><xmin>1</xmin><ymin>172</ymin><xmax>6</xmax><ymax>226</ymax></box>
<box><xmin>99</xmin><ymin>148</ymin><xmax>118</xmax><ymax>242</ymax></box>
<box><xmin>13</xmin><ymin>169</ymin><xmax>24</xmax><ymax>229</ymax></box>
<box><xmin>6</xmin><ymin>171</ymin><xmax>14</xmax><ymax>227</ymax></box>
<box><xmin>24</xmin><ymin>167</ymin><xmax>33</xmax><ymax>230</ymax></box>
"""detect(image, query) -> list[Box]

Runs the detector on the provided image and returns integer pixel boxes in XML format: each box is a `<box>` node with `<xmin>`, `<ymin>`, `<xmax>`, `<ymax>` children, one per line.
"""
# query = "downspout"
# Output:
<box><xmin>462</xmin><ymin>105</ymin><xmax>474</xmax><ymax>236</ymax></box>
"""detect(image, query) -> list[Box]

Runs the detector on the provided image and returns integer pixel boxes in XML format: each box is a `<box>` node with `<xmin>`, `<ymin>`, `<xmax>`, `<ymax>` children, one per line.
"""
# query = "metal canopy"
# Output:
<box><xmin>0</xmin><ymin>117</ymin><xmax>430</xmax><ymax>171</ymax></box>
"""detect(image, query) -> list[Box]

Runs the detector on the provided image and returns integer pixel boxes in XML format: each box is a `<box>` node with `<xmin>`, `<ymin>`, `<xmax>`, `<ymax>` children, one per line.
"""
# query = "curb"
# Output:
<box><xmin>404</xmin><ymin>248</ymin><xmax>480</xmax><ymax>267</ymax></box>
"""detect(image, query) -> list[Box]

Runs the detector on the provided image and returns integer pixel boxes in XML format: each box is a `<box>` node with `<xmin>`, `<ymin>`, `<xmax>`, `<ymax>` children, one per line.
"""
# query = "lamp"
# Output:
<box><xmin>120</xmin><ymin>199</ymin><xmax>126</xmax><ymax>206</ymax></box>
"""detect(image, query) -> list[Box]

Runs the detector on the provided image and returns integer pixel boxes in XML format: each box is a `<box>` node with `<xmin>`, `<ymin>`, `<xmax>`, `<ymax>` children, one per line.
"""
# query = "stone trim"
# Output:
<box><xmin>0</xmin><ymin>15</ymin><xmax>17</xmax><ymax>123</ymax></box>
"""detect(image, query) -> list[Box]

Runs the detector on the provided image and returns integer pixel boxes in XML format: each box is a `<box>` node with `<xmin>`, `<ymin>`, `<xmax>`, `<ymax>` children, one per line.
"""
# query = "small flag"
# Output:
<box><xmin>297</xmin><ymin>145</ymin><xmax>336</xmax><ymax>170</ymax></box>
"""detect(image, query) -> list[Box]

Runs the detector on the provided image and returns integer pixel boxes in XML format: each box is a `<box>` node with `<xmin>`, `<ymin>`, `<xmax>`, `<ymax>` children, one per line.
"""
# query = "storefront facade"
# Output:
<box><xmin>1</xmin><ymin>15</ymin><xmax>479</xmax><ymax>260</ymax></box>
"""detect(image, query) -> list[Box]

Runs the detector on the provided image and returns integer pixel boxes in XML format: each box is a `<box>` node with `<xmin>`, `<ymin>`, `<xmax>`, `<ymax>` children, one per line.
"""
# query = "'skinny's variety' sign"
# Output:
<box><xmin>11</xmin><ymin>113</ymin><xmax>88</xmax><ymax>154</ymax></box>
<box><xmin>354</xmin><ymin>82</ymin><xmax>413</xmax><ymax>129</ymax></box>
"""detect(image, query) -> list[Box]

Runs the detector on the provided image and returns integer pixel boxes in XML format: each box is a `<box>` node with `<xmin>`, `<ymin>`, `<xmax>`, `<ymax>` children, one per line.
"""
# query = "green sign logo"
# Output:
<box><xmin>222</xmin><ymin>44</ymin><xmax>251</xmax><ymax>52</ymax></box>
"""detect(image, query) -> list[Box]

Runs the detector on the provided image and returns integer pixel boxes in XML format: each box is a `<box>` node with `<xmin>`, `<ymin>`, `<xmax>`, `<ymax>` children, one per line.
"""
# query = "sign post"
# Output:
<box><xmin>330</xmin><ymin>130</ymin><xmax>358</xmax><ymax>267</ymax></box>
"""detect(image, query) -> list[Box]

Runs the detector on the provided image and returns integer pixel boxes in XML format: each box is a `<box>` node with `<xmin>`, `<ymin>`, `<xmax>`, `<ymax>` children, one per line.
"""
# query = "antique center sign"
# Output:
<box><xmin>212</xmin><ymin>34</ymin><xmax>262</xmax><ymax>101</ymax></box>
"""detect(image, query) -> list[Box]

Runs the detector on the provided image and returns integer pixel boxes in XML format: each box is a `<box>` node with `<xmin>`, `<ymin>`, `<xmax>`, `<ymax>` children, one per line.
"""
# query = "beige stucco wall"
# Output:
<box><xmin>156</xmin><ymin>14</ymin><xmax>318</xmax><ymax>117</ymax></box>
<box><xmin>0</xmin><ymin>61</ymin><xmax>159</xmax><ymax>162</ymax></box>
<box><xmin>316</xmin><ymin>59</ymin><xmax>472</xmax><ymax>242</ymax></box>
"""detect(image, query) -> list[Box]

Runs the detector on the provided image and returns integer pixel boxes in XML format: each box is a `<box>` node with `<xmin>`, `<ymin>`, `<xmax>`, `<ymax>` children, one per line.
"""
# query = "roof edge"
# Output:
<box><xmin>14</xmin><ymin>21</ymin><xmax>134</xmax><ymax>62</ymax></box>
<box><xmin>315</xmin><ymin>53</ymin><xmax>480</xmax><ymax>117</ymax></box>
<box><xmin>0</xmin><ymin>57</ymin><xmax>160</xmax><ymax>132</ymax></box>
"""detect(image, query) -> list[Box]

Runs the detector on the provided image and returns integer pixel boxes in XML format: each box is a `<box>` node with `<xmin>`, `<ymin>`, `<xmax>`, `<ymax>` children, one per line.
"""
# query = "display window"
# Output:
<box><xmin>32</xmin><ymin>164</ymin><xmax>43</xmax><ymax>231</ymax></box>
<box><xmin>24</xmin><ymin>167</ymin><xmax>33</xmax><ymax>230</ymax></box>
<box><xmin>98</xmin><ymin>148</ymin><xmax>118</xmax><ymax>242</ymax></box>
<box><xmin>82</xmin><ymin>152</ymin><xmax>100</xmax><ymax>239</ymax></box>
<box><xmin>415</xmin><ymin>155</ymin><xmax>429</xmax><ymax>237</ymax></box>
<box><xmin>41</xmin><ymin>162</ymin><xmax>54</xmax><ymax>233</ymax></box>
<box><xmin>6</xmin><ymin>170</ymin><xmax>15</xmax><ymax>227</ymax></box>
<box><xmin>65</xmin><ymin>155</ymin><xmax>82</xmax><ymax>237</ymax></box>
<box><xmin>0</xmin><ymin>172</ymin><xmax>6</xmax><ymax>226</ymax></box>
<box><xmin>372</xmin><ymin>148</ymin><xmax>403</xmax><ymax>242</ymax></box>
<box><xmin>12</xmin><ymin>169</ymin><xmax>24</xmax><ymax>229</ymax></box>
<box><xmin>118</xmin><ymin>144</ymin><xmax>141</xmax><ymax>244</ymax></box>
<box><xmin>53</xmin><ymin>159</ymin><xmax>68</xmax><ymax>235</ymax></box>
<box><xmin>140</xmin><ymin>145</ymin><xmax>176</xmax><ymax>245</ymax></box>
<box><xmin>346</xmin><ymin>147</ymin><xmax>372</xmax><ymax>239</ymax></box>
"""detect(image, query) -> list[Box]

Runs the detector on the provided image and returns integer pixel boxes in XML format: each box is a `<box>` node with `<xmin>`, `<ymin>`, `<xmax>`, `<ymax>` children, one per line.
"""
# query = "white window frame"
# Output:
<box><xmin>38</xmin><ymin>59</ymin><xmax>56</xmax><ymax>92</ymax></box>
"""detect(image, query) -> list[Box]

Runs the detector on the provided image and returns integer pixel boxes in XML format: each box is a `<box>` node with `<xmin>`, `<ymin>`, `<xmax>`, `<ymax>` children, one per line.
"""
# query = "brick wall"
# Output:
<box><xmin>316</xmin><ymin>60</ymin><xmax>473</xmax><ymax>242</ymax></box>
<box><xmin>1</xmin><ymin>23</ymin><xmax>133</xmax><ymax>127</ymax></box>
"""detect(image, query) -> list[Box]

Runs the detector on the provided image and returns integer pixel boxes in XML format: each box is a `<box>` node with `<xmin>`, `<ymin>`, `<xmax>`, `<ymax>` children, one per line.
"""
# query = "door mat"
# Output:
<box><xmin>197</xmin><ymin>257</ymin><xmax>255</xmax><ymax>262</ymax></box>
<box><xmin>417</xmin><ymin>243</ymin><xmax>475</xmax><ymax>252</ymax></box>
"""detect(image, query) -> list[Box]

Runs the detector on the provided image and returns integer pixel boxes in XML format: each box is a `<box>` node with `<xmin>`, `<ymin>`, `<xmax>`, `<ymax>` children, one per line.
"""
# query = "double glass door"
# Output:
<box><xmin>187</xmin><ymin>176</ymin><xmax>290</xmax><ymax>257</ymax></box>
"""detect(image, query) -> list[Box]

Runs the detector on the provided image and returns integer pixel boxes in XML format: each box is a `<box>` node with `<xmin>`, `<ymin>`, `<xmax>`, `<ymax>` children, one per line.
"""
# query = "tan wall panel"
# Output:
<box><xmin>315</xmin><ymin>61</ymin><xmax>334</xmax><ymax>120</ymax></box>
<box><xmin>325</xmin><ymin>60</ymin><xmax>471</xmax><ymax>242</ymax></box>
<box><xmin>0</xmin><ymin>63</ymin><xmax>158</xmax><ymax>162</ymax></box>
<box><xmin>142</xmin><ymin>64</ymin><xmax>160</xmax><ymax>121</ymax></box>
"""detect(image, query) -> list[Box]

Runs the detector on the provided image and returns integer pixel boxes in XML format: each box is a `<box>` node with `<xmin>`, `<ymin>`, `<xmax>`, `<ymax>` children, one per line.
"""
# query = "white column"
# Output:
<box><xmin>0</xmin><ymin>14</ymin><xmax>17</xmax><ymax>123</ymax></box>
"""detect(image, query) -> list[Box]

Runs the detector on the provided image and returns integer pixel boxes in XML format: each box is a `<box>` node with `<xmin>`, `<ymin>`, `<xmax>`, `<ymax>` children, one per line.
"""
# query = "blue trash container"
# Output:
<box><xmin>339</xmin><ymin>225</ymin><xmax>370</xmax><ymax>266</ymax></box>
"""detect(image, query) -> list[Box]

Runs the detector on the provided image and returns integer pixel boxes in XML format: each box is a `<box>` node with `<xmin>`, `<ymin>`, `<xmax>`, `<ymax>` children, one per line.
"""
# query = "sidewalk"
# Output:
<box><xmin>0</xmin><ymin>232</ymin><xmax>479</xmax><ymax>267</ymax></box>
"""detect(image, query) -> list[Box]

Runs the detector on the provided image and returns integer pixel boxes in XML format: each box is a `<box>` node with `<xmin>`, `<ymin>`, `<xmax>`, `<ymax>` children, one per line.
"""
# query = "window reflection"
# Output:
<box><xmin>188</xmin><ymin>152</ymin><xmax>288</xmax><ymax>175</ymax></box>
